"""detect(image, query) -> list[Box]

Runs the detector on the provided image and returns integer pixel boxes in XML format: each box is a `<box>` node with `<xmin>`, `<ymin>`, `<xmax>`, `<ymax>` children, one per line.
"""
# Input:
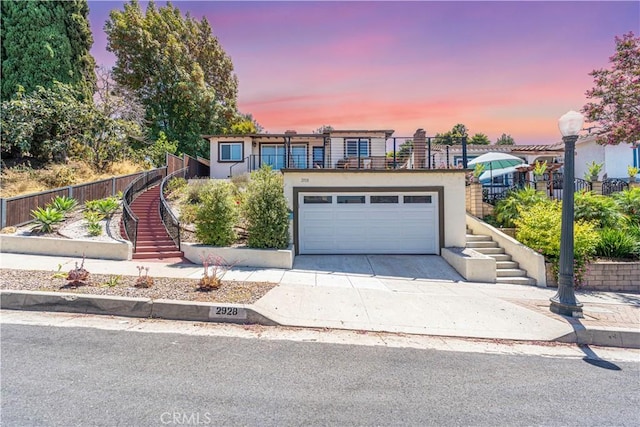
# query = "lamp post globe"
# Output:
<box><xmin>550</xmin><ymin>110</ymin><xmax>584</xmax><ymax>317</ymax></box>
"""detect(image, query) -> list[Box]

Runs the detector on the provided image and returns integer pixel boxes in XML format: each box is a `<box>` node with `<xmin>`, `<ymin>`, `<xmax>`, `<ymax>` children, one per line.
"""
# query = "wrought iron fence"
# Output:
<box><xmin>602</xmin><ymin>178</ymin><xmax>629</xmax><ymax>196</ymax></box>
<box><xmin>122</xmin><ymin>167</ymin><xmax>167</xmax><ymax>251</ymax></box>
<box><xmin>159</xmin><ymin>167</ymin><xmax>187</xmax><ymax>250</ymax></box>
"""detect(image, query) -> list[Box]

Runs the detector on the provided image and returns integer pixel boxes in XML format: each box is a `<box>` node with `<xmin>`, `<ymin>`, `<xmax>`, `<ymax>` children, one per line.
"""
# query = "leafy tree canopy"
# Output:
<box><xmin>434</xmin><ymin>123</ymin><xmax>468</xmax><ymax>145</ymax></box>
<box><xmin>469</xmin><ymin>133</ymin><xmax>490</xmax><ymax>145</ymax></box>
<box><xmin>105</xmin><ymin>0</ymin><xmax>239</xmax><ymax>156</ymax></box>
<box><xmin>496</xmin><ymin>133</ymin><xmax>515</xmax><ymax>145</ymax></box>
<box><xmin>1</xmin><ymin>0</ymin><xmax>96</xmax><ymax>101</ymax></box>
<box><xmin>582</xmin><ymin>32</ymin><xmax>640</xmax><ymax>146</ymax></box>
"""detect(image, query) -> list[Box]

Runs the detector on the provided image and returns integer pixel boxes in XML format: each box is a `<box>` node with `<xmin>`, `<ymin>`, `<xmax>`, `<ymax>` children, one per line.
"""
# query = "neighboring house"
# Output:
<box><xmin>573</xmin><ymin>134</ymin><xmax>640</xmax><ymax>180</ymax></box>
<box><xmin>204</xmin><ymin>128</ymin><xmax>466</xmax><ymax>256</ymax></box>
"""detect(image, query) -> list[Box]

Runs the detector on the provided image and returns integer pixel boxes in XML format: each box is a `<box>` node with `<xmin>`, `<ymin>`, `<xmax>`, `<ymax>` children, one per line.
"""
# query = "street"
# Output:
<box><xmin>1</xmin><ymin>319</ymin><xmax>639</xmax><ymax>427</ymax></box>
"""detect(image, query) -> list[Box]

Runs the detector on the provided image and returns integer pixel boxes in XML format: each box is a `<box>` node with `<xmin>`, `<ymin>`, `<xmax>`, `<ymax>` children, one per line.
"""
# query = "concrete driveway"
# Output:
<box><xmin>292</xmin><ymin>255</ymin><xmax>465</xmax><ymax>282</ymax></box>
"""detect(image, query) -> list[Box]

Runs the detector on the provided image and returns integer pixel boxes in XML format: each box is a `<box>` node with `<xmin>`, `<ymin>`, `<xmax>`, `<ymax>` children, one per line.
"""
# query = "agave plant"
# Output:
<box><xmin>30</xmin><ymin>206</ymin><xmax>64</xmax><ymax>233</ymax></box>
<box><xmin>49</xmin><ymin>196</ymin><xmax>78</xmax><ymax>216</ymax></box>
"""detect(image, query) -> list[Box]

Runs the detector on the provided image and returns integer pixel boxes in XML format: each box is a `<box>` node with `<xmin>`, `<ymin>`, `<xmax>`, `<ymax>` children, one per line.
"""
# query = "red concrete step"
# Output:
<box><xmin>133</xmin><ymin>251</ymin><xmax>184</xmax><ymax>260</ymax></box>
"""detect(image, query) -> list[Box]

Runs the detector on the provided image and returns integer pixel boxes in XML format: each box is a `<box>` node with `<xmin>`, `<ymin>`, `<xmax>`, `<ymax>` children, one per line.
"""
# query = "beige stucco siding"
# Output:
<box><xmin>282</xmin><ymin>170</ymin><xmax>467</xmax><ymax>249</ymax></box>
<box><xmin>208</xmin><ymin>136</ymin><xmax>253</xmax><ymax>179</ymax></box>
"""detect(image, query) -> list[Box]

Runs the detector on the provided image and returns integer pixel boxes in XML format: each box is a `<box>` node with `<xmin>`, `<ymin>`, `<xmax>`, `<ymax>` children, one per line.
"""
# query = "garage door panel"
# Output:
<box><xmin>298</xmin><ymin>192</ymin><xmax>439</xmax><ymax>255</ymax></box>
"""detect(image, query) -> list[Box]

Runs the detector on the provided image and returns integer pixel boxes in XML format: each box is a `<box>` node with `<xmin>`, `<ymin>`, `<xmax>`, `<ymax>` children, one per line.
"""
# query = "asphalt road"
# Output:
<box><xmin>1</xmin><ymin>323</ymin><xmax>639</xmax><ymax>427</ymax></box>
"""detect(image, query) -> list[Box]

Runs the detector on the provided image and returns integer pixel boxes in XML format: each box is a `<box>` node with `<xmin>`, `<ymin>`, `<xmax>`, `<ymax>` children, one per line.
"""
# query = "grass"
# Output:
<box><xmin>0</xmin><ymin>159</ymin><xmax>143</xmax><ymax>198</ymax></box>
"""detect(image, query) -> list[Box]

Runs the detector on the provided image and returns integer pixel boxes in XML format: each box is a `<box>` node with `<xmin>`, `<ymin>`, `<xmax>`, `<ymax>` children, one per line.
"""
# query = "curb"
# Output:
<box><xmin>1</xmin><ymin>290</ymin><xmax>638</xmax><ymax>349</ymax></box>
<box><xmin>0</xmin><ymin>290</ymin><xmax>279</xmax><ymax>327</ymax></box>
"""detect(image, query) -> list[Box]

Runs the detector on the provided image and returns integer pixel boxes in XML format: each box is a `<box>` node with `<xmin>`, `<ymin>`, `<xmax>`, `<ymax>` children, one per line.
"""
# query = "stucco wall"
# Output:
<box><xmin>282</xmin><ymin>169</ymin><xmax>467</xmax><ymax>249</ymax></box>
<box><xmin>575</xmin><ymin>135</ymin><xmax>636</xmax><ymax>179</ymax></box>
<box><xmin>208</xmin><ymin>136</ymin><xmax>253</xmax><ymax>179</ymax></box>
<box><xmin>0</xmin><ymin>235</ymin><xmax>132</xmax><ymax>260</ymax></box>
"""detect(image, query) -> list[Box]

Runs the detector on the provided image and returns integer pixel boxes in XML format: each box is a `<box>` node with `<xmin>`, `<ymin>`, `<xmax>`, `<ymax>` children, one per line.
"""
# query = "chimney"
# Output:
<box><xmin>413</xmin><ymin>128</ymin><xmax>426</xmax><ymax>168</ymax></box>
<box><xmin>284</xmin><ymin>130</ymin><xmax>297</xmax><ymax>135</ymax></box>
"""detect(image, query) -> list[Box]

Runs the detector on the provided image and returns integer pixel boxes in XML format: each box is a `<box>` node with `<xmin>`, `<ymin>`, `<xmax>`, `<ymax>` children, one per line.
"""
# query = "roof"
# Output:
<box><xmin>202</xmin><ymin>129</ymin><xmax>395</xmax><ymax>139</ymax></box>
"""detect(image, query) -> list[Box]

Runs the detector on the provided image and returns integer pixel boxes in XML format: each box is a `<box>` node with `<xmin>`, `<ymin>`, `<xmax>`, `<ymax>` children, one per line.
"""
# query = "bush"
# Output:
<box><xmin>612</xmin><ymin>187</ymin><xmax>640</xmax><ymax>225</ymax></box>
<box><xmin>515</xmin><ymin>199</ymin><xmax>600</xmax><ymax>286</ymax></box>
<box><xmin>574</xmin><ymin>190</ymin><xmax>621</xmax><ymax>228</ymax></box>
<box><xmin>165</xmin><ymin>177</ymin><xmax>187</xmax><ymax>198</ymax></box>
<box><xmin>184</xmin><ymin>179</ymin><xmax>216</xmax><ymax>204</ymax></box>
<box><xmin>194</xmin><ymin>181</ymin><xmax>238</xmax><ymax>246</ymax></box>
<box><xmin>242</xmin><ymin>166</ymin><xmax>289</xmax><ymax>249</ymax></box>
<box><xmin>84</xmin><ymin>197</ymin><xmax>119</xmax><ymax>217</ymax></box>
<box><xmin>596</xmin><ymin>228</ymin><xmax>639</xmax><ymax>259</ymax></box>
<box><xmin>31</xmin><ymin>206</ymin><xmax>64</xmax><ymax>233</ymax></box>
<box><xmin>493</xmin><ymin>187</ymin><xmax>547</xmax><ymax>228</ymax></box>
<box><xmin>49</xmin><ymin>195</ymin><xmax>78</xmax><ymax>215</ymax></box>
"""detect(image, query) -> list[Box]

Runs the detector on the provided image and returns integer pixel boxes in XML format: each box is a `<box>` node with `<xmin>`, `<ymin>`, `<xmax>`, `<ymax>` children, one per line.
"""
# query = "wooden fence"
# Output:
<box><xmin>0</xmin><ymin>170</ymin><xmax>161</xmax><ymax>228</ymax></box>
<box><xmin>166</xmin><ymin>152</ymin><xmax>210</xmax><ymax>178</ymax></box>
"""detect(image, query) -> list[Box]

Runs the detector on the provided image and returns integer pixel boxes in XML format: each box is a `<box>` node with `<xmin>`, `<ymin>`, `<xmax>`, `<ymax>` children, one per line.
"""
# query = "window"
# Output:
<box><xmin>337</xmin><ymin>195</ymin><xmax>365</xmax><ymax>204</ymax></box>
<box><xmin>219</xmin><ymin>142</ymin><xmax>243</xmax><ymax>162</ymax></box>
<box><xmin>404</xmin><ymin>195</ymin><xmax>432</xmax><ymax>204</ymax></box>
<box><xmin>371</xmin><ymin>195</ymin><xmax>399</xmax><ymax>204</ymax></box>
<box><xmin>304</xmin><ymin>196</ymin><xmax>332</xmax><ymax>204</ymax></box>
<box><xmin>291</xmin><ymin>146</ymin><xmax>307</xmax><ymax>169</ymax></box>
<box><xmin>345</xmin><ymin>139</ymin><xmax>369</xmax><ymax>158</ymax></box>
<box><xmin>261</xmin><ymin>145</ymin><xmax>286</xmax><ymax>170</ymax></box>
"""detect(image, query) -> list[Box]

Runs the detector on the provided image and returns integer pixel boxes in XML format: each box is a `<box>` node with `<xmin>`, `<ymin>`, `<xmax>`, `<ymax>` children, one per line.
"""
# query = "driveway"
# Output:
<box><xmin>292</xmin><ymin>255</ymin><xmax>464</xmax><ymax>282</ymax></box>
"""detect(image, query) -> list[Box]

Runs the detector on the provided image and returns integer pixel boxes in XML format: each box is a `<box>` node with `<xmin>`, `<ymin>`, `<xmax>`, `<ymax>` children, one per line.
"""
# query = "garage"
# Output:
<box><xmin>297</xmin><ymin>191</ymin><xmax>439</xmax><ymax>255</ymax></box>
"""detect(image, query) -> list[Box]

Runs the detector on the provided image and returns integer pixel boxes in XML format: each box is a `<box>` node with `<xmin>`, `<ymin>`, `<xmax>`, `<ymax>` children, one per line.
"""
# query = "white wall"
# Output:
<box><xmin>208</xmin><ymin>136</ymin><xmax>253</xmax><ymax>179</ymax></box>
<box><xmin>575</xmin><ymin>135</ymin><xmax>637</xmax><ymax>179</ymax></box>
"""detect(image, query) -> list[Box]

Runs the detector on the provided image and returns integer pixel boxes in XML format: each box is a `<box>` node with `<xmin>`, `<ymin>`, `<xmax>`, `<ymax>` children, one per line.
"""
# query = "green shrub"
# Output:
<box><xmin>595</xmin><ymin>228</ymin><xmax>639</xmax><ymax>259</ymax></box>
<box><xmin>165</xmin><ymin>177</ymin><xmax>187</xmax><ymax>198</ymax></box>
<box><xmin>574</xmin><ymin>190</ymin><xmax>621</xmax><ymax>228</ymax></box>
<box><xmin>493</xmin><ymin>187</ymin><xmax>547</xmax><ymax>228</ymax></box>
<box><xmin>31</xmin><ymin>206</ymin><xmax>64</xmax><ymax>233</ymax></box>
<box><xmin>85</xmin><ymin>197</ymin><xmax>119</xmax><ymax>217</ymax></box>
<box><xmin>194</xmin><ymin>181</ymin><xmax>238</xmax><ymax>246</ymax></box>
<box><xmin>612</xmin><ymin>187</ymin><xmax>640</xmax><ymax>225</ymax></box>
<box><xmin>242</xmin><ymin>166</ymin><xmax>289</xmax><ymax>249</ymax></box>
<box><xmin>515</xmin><ymin>200</ymin><xmax>599</xmax><ymax>286</ymax></box>
<box><xmin>185</xmin><ymin>179</ymin><xmax>216</xmax><ymax>204</ymax></box>
<box><xmin>179</xmin><ymin>203</ymin><xmax>198</xmax><ymax>224</ymax></box>
<box><xmin>83</xmin><ymin>210</ymin><xmax>104</xmax><ymax>236</ymax></box>
<box><xmin>48</xmin><ymin>196</ymin><xmax>78</xmax><ymax>215</ymax></box>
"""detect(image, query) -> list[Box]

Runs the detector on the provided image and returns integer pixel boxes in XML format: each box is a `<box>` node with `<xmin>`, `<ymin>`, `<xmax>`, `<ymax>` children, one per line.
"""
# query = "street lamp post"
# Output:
<box><xmin>550</xmin><ymin>110</ymin><xmax>584</xmax><ymax>317</ymax></box>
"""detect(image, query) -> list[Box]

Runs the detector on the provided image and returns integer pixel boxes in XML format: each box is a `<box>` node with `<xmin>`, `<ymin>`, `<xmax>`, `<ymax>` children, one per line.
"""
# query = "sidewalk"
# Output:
<box><xmin>1</xmin><ymin>252</ymin><xmax>638</xmax><ymax>348</ymax></box>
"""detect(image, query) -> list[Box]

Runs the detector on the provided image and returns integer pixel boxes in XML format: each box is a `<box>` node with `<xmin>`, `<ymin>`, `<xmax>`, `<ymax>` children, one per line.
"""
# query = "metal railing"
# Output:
<box><xmin>602</xmin><ymin>178</ymin><xmax>629</xmax><ymax>196</ymax></box>
<box><xmin>159</xmin><ymin>167</ymin><xmax>187</xmax><ymax>250</ymax></box>
<box><xmin>122</xmin><ymin>167</ymin><xmax>167</xmax><ymax>251</ymax></box>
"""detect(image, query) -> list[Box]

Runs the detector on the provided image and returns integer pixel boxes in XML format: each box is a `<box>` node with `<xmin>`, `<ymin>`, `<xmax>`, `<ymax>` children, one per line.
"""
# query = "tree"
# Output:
<box><xmin>227</xmin><ymin>112</ymin><xmax>263</xmax><ymax>134</ymax></box>
<box><xmin>582</xmin><ymin>32</ymin><xmax>640</xmax><ymax>145</ymax></box>
<box><xmin>434</xmin><ymin>124</ymin><xmax>468</xmax><ymax>145</ymax></box>
<box><xmin>496</xmin><ymin>133</ymin><xmax>515</xmax><ymax>145</ymax></box>
<box><xmin>1</xmin><ymin>0</ymin><xmax>96</xmax><ymax>101</ymax></box>
<box><xmin>469</xmin><ymin>133</ymin><xmax>490</xmax><ymax>145</ymax></box>
<box><xmin>105</xmin><ymin>0</ymin><xmax>239</xmax><ymax>156</ymax></box>
<box><xmin>315</xmin><ymin>125</ymin><xmax>334</xmax><ymax>134</ymax></box>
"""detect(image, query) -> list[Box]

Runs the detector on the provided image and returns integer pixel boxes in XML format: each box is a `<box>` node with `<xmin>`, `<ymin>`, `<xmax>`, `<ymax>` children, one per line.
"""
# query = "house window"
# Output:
<box><xmin>404</xmin><ymin>195</ymin><xmax>432</xmax><ymax>204</ymax></box>
<box><xmin>219</xmin><ymin>142</ymin><xmax>243</xmax><ymax>162</ymax></box>
<box><xmin>290</xmin><ymin>145</ymin><xmax>307</xmax><ymax>169</ymax></box>
<box><xmin>337</xmin><ymin>195</ymin><xmax>365</xmax><ymax>204</ymax></box>
<box><xmin>371</xmin><ymin>195</ymin><xmax>399</xmax><ymax>204</ymax></box>
<box><xmin>304</xmin><ymin>196</ymin><xmax>332</xmax><ymax>204</ymax></box>
<box><xmin>345</xmin><ymin>139</ymin><xmax>369</xmax><ymax>158</ymax></box>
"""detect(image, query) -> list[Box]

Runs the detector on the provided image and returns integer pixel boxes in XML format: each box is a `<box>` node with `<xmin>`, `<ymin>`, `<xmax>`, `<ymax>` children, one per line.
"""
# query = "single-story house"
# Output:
<box><xmin>204</xmin><ymin>129</ymin><xmax>466</xmax><ymax>255</ymax></box>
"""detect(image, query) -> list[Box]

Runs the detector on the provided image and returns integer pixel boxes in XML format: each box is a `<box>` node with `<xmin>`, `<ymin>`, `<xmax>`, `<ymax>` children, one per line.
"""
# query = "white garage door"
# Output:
<box><xmin>298</xmin><ymin>192</ymin><xmax>439</xmax><ymax>254</ymax></box>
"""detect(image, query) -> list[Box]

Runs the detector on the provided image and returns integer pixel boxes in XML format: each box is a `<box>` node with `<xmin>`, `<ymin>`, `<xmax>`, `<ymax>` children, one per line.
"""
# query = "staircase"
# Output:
<box><xmin>466</xmin><ymin>229</ymin><xmax>536</xmax><ymax>285</ymax></box>
<box><xmin>128</xmin><ymin>185</ymin><xmax>183</xmax><ymax>260</ymax></box>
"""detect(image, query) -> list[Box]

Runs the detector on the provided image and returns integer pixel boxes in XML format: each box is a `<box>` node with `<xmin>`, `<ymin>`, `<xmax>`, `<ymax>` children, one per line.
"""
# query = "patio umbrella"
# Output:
<box><xmin>467</xmin><ymin>152</ymin><xmax>526</xmax><ymax>170</ymax></box>
<box><xmin>468</xmin><ymin>152</ymin><xmax>526</xmax><ymax>183</ymax></box>
<box><xmin>478</xmin><ymin>164</ymin><xmax>529</xmax><ymax>182</ymax></box>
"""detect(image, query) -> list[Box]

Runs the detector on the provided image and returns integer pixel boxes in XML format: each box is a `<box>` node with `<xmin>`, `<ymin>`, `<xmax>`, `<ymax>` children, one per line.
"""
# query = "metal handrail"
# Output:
<box><xmin>229</xmin><ymin>156</ymin><xmax>250</xmax><ymax>177</ymax></box>
<box><xmin>159</xmin><ymin>167</ymin><xmax>187</xmax><ymax>250</ymax></box>
<box><xmin>121</xmin><ymin>167</ymin><xmax>167</xmax><ymax>251</ymax></box>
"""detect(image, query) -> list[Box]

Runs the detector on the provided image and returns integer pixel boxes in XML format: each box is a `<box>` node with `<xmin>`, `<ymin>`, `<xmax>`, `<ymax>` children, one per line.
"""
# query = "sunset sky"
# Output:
<box><xmin>87</xmin><ymin>1</ymin><xmax>639</xmax><ymax>145</ymax></box>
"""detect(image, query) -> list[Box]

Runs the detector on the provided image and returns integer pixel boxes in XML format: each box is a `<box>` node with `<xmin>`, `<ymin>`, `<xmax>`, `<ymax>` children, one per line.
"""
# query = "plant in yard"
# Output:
<box><xmin>102</xmin><ymin>275</ymin><xmax>122</xmax><ymax>288</ymax></box>
<box><xmin>135</xmin><ymin>266</ymin><xmax>153</xmax><ymax>288</ymax></box>
<box><xmin>574</xmin><ymin>190</ymin><xmax>622</xmax><ymax>228</ymax></box>
<box><xmin>493</xmin><ymin>187</ymin><xmax>547</xmax><ymax>228</ymax></box>
<box><xmin>195</xmin><ymin>180</ymin><xmax>238</xmax><ymax>246</ymax></box>
<box><xmin>585</xmin><ymin>161</ymin><xmax>604</xmax><ymax>181</ymax></box>
<box><xmin>83</xmin><ymin>210</ymin><xmax>105</xmax><ymax>236</ymax></box>
<box><xmin>612</xmin><ymin>187</ymin><xmax>640</xmax><ymax>225</ymax></box>
<box><xmin>48</xmin><ymin>196</ymin><xmax>78</xmax><ymax>216</ymax></box>
<box><xmin>66</xmin><ymin>255</ymin><xmax>90</xmax><ymax>286</ymax></box>
<box><xmin>629</xmin><ymin>165</ymin><xmax>639</xmax><ymax>181</ymax></box>
<box><xmin>185</xmin><ymin>179</ymin><xmax>216</xmax><ymax>204</ymax></box>
<box><xmin>242</xmin><ymin>166</ymin><xmax>290</xmax><ymax>249</ymax></box>
<box><xmin>165</xmin><ymin>176</ymin><xmax>187</xmax><ymax>198</ymax></box>
<box><xmin>84</xmin><ymin>197</ymin><xmax>120</xmax><ymax>218</ymax></box>
<box><xmin>196</xmin><ymin>254</ymin><xmax>233</xmax><ymax>291</ymax></box>
<box><xmin>472</xmin><ymin>163</ymin><xmax>485</xmax><ymax>179</ymax></box>
<box><xmin>595</xmin><ymin>228</ymin><xmax>639</xmax><ymax>259</ymax></box>
<box><xmin>532</xmin><ymin>161</ymin><xmax>547</xmax><ymax>179</ymax></box>
<box><xmin>30</xmin><ymin>206</ymin><xmax>64</xmax><ymax>233</ymax></box>
<box><xmin>515</xmin><ymin>200</ymin><xmax>599</xmax><ymax>287</ymax></box>
<box><xmin>179</xmin><ymin>203</ymin><xmax>198</xmax><ymax>224</ymax></box>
